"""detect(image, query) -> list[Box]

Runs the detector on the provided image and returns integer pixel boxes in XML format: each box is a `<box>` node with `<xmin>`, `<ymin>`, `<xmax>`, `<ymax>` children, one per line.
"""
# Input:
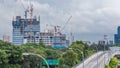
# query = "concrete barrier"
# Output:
<box><xmin>73</xmin><ymin>51</ymin><xmax>104</xmax><ymax>68</ymax></box>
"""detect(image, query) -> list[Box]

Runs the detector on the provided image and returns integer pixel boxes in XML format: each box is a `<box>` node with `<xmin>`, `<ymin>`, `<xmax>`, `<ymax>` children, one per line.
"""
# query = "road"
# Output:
<box><xmin>84</xmin><ymin>52</ymin><xmax>110</xmax><ymax>68</ymax></box>
<box><xmin>75</xmin><ymin>51</ymin><xmax>112</xmax><ymax>68</ymax></box>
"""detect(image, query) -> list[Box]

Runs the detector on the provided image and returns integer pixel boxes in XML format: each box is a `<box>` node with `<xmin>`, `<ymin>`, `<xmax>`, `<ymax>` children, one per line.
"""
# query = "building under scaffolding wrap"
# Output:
<box><xmin>12</xmin><ymin>16</ymin><xmax>40</xmax><ymax>45</ymax></box>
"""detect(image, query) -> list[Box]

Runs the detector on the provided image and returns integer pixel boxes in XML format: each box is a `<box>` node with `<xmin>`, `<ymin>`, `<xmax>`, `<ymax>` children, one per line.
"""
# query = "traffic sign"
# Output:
<box><xmin>42</xmin><ymin>59</ymin><xmax>59</xmax><ymax>65</ymax></box>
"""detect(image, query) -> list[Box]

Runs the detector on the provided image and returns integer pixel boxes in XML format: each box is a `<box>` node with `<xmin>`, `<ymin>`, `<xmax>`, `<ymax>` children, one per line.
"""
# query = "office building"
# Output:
<box><xmin>114</xmin><ymin>26</ymin><xmax>120</xmax><ymax>44</ymax></box>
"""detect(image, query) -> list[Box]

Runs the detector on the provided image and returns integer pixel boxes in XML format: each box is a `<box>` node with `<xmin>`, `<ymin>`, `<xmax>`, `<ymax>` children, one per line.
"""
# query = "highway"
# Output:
<box><xmin>85</xmin><ymin>52</ymin><xmax>105</xmax><ymax>68</ymax></box>
<box><xmin>93</xmin><ymin>52</ymin><xmax>110</xmax><ymax>68</ymax></box>
<box><xmin>74</xmin><ymin>51</ymin><xmax>112</xmax><ymax>68</ymax></box>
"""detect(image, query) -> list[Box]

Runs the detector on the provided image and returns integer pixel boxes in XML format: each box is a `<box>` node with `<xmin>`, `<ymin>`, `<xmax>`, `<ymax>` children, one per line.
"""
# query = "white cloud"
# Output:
<box><xmin>1</xmin><ymin>0</ymin><xmax>120</xmax><ymax>42</ymax></box>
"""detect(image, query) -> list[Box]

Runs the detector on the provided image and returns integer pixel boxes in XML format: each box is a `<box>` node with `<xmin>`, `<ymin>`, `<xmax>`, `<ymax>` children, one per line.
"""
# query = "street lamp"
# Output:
<box><xmin>23</xmin><ymin>53</ymin><xmax>49</xmax><ymax>68</ymax></box>
<box><xmin>69</xmin><ymin>48</ymin><xmax>84</xmax><ymax>68</ymax></box>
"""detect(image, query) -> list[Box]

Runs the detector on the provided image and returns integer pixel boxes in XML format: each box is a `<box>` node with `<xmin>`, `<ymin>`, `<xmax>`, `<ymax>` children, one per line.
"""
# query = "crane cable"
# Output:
<box><xmin>61</xmin><ymin>15</ymin><xmax>72</xmax><ymax>32</ymax></box>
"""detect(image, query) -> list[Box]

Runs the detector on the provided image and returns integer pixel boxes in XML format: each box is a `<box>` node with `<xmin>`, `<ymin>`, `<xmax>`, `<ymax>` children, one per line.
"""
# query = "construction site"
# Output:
<box><xmin>12</xmin><ymin>0</ymin><xmax>72</xmax><ymax>48</ymax></box>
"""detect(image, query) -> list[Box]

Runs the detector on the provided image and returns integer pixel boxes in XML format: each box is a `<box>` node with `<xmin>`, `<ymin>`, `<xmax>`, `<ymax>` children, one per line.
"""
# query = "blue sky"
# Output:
<box><xmin>0</xmin><ymin>0</ymin><xmax>120</xmax><ymax>42</ymax></box>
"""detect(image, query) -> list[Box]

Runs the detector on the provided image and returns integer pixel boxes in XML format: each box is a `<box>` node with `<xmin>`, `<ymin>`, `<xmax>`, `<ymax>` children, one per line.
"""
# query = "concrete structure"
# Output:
<box><xmin>12</xmin><ymin>16</ymin><xmax>40</xmax><ymax>45</ymax></box>
<box><xmin>33</xmin><ymin>25</ymin><xmax>69</xmax><ymax>48</ymax></box>
<box><xmin>52</xmin><ymin>34</ymin><xmax>69</xmax><ymax>48</ymax></box>
<box><xmin>114</xmin><ymin>26</ymin><xmax>120</xmax><ymax>44</ymax></box>
<box><xmin>3</xmin><ymin>35</ymin><xmax>10</xmax><ymax>42</ymax></box>
<box><xmin>39</xmin><ymin>32</ymin><xmax>54</xmax><ymax>46</ymax></box>
<box><xmin>74</xmin><ymin>51</ymin><xmax>115</xmax><ymax>68</ymax></box>
<box><xmin>98</xmin><ymin>40</ymin><xmax>113</xmax><ymax>45</ymax></box>
<box><xmin>38</xmin><ymin>32</ymin><xmax>69</xmax><ymax>48</ymax></box>
<box><xmin>109</xmin><ymin>47</ymin><xmax>120</xmax><ymax>51</ymax></box>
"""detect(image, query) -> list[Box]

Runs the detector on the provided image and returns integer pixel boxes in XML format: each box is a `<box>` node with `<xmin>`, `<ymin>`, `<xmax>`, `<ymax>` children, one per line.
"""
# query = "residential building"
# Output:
<box><xmin>3</xmin><ymin>35</ymin><xmax>10</xmax><ymax>42</ymax></box>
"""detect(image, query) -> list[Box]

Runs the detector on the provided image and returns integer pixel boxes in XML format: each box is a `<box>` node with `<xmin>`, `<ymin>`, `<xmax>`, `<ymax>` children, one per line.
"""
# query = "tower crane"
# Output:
<box><xmin>20</xmin><ymin>0</ymin><xmax>29</xmax><ymax>19</ymax></box>
<box><xmin>60</xmin><ymin>15</ymin><xmax>72</xmax><ymax>32</ymax></box>
<box><xmin>46</xmin><ymin>15</ymin><xmax>72</xmax><ymax>35</ymax></box>
<box><xmin>20</xmin><ymin>0</ymin><xmax>34</xmax><ymax>43</ymax></box>
<box><xmin>29</xmin><ymin>4</ymin><xmax>33</xmax><ymax>43</ymax></box>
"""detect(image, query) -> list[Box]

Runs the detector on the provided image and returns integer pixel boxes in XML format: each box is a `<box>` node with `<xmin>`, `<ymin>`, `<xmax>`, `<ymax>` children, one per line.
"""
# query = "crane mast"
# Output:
<box><xmin>29</xmin><ymin>4</ymin><xmax>33</xmax><ymax>43</ymax></box>
<box><xmin>20</xmin><ymin>0</ymin><xmax>34</xmax><ymax>43</ymax></box>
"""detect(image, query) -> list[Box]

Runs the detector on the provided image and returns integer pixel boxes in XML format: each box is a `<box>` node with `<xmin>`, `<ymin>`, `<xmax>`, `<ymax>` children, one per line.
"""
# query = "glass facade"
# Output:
<box><xmin>12</xmin><ymin>16</ymin><xmax>40</xmax><ymax>45</ymax></box>
<box><xmin>114</xmin><ymin>26</ymin><xmax>120</xmax><ymax>44</ymax></box>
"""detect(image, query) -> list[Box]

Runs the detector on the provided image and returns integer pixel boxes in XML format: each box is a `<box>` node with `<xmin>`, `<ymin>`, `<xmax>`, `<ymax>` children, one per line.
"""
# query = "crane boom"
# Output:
<box><xmin>20</xmin><ymin>0</ymin><xmax>26</xmax><ymax>10</ymax></box>
<box><xmin>20</xmin><ymin>0</ymin><xmax>29</xmax><ymax>19</ymax></box>
<box><xmin>61</xmin><ymin>16</ymin><xmax>72</xmax><ymax>32</ymax></box>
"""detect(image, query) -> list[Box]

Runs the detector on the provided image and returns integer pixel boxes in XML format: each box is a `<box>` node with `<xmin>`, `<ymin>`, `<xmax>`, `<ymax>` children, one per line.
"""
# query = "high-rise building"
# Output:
<box><xmin>98</xmin><ymin>40</ymin><xmax>113</xmax><ymax>45</ymax></box>
<box><xmin>12</xmin><ymin>16</ymin><xmax>69</xmax><ymax>48</ymax></box>
<box><xmin>3</xmin><ymin>35</ymin><xmax>10</xmax><ymax>42</ymax></box>
<box><xmin>12</xmin><ymin>16</ymin><xmax>40</xmax><ymax>45</ymax></box>
<box><xmin>98</xmin><ymin>35</ymin><xmax>113</xmax><ymax>45</ymax></box>
<box><xmin>114</xmin><ymin>26</ymin><xmax>120</xmax><ymax>44</ymax></box>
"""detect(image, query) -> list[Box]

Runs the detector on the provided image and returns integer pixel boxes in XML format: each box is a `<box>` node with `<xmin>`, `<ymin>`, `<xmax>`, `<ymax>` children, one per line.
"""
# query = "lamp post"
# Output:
<box><xmin>23</xmin><ymin>53</ymin><xmax>50</xmax><ymax>68</ymax></box>
<box><xmin>69</xmin><ymin>48</ymin><xmax>84</xmax><ymax>68</ymax></box>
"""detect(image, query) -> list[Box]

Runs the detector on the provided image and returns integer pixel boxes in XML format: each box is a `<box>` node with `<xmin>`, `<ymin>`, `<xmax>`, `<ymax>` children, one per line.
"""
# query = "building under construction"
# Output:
<box><xmin>12</xmin><ymin>16</ymin><xmax>69</xmax><ymax>48</ymax></box>
<box><xmin>39</xmin><ymin>26</ymin><xmax>70</xmax><ymax>48</ymax></box>
<box><xmin>12</xmin><ymin>1</ymin><xmax>70</xmax><ymax>48</ymax></box>
<box><xmin>12</xmin><ymin>16</ymin><xmax>40</xmax><ymax>45</ymax></box>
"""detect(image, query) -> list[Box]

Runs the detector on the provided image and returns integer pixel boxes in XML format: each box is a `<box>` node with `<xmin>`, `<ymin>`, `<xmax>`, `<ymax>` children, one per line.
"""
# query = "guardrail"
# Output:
<box><xmin>73</xmin><ymin>50</ymin><xmax>120</xmax><ymax>68</ymax></box>
<box><xmin>72</xmin><ymin>51</ymin><xmax>104</xmax><ymax>68</ymax></box>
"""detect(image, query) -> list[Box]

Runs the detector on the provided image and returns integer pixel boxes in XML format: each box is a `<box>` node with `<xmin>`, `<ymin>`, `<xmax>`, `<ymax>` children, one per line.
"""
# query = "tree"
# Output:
<box><xmin>0</xmin><ymin>49</ymin><xmax>9</xmax><ymax>65</ymax></box>
<box><xmin>105</xmin><ymin>64</ymin><xmax>111</xmax><ymax>68</ymax></box>
<box><xmin>45</xmin><ymin>49</ymin><xmax>61</xmax><ymax>59</ymax></box>
<box><xmin>0</xmin><ymin>40</ymin><xmax>23</xmax><ymax>68</ymax></box>
<box><xmin>69</xmin><ymin>41</ymin><xmax>95</xmax><ymax>61</ymax></box>
<box><xmin>8</xmin><ymin>46</ymin><xmax>23</xmax><ymax>64</ymax></box>
<box><xmin>22</xmin><ymin>55</ymin><xmax>41</xmax><ymax>68</ymax></box>
<box><xmin>59</xmin><ymin>50</ymin><xmax>78</xmax><ymax>67</ymax></box>
<box><xmin>109</xmin><ymin>57</ymin><xmax>119</xmax><ymax>68</ymax></box>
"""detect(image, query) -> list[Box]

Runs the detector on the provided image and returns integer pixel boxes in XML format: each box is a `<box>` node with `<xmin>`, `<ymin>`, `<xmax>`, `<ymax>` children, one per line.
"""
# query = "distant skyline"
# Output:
<box><xmin>0</xmin><ymin>0</ymin><xmax>120</xmax><ymax>42</ymax></box>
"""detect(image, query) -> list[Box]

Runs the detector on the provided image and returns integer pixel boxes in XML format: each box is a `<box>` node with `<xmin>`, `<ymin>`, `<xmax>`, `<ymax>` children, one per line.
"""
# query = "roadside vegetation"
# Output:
<box><xmin>0</xmin><ymin>40</ymin><xmax>109</xmax><ymax>68</ymax></box>
<box><xmin>105</xmin><ymin>57</ymin><xmax>119</xmax><ymax>68</ymax></box>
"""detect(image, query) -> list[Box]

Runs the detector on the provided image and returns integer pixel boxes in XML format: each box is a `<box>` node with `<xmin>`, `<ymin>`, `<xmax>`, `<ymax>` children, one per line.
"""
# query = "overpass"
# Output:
<box><xmin>73</xmin><ymin>47</ymin><xmax>120</xmax><ymax>68</ymax></box>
